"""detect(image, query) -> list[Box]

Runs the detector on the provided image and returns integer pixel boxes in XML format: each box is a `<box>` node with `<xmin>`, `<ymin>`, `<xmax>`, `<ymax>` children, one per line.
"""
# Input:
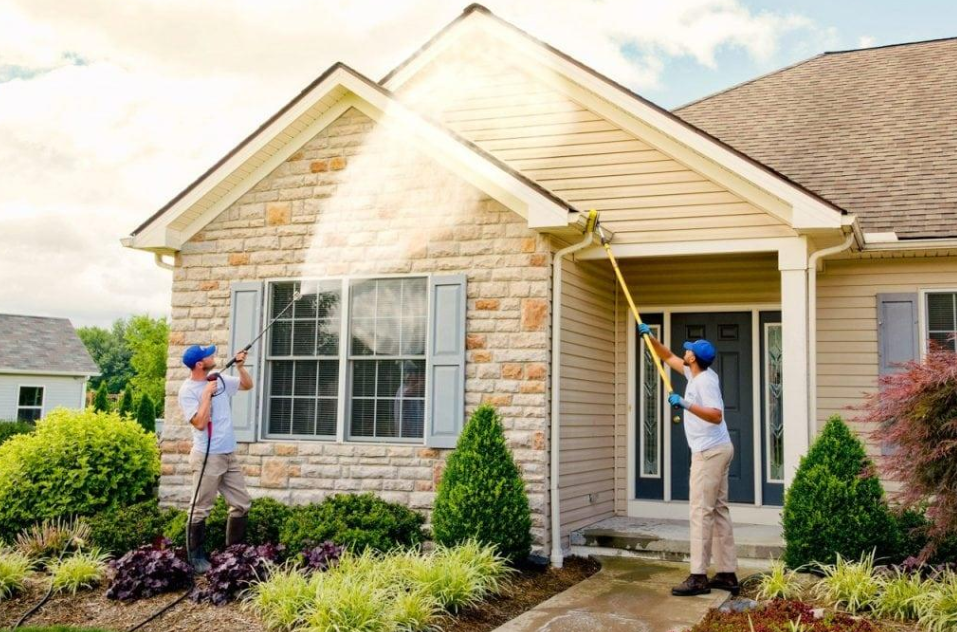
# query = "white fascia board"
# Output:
<box><xmin>0</xmin><ymin>368</ymin><xmax>99</xmax><ymax>378</ymax></box>
<box><xmin>385</xmin><ymin>12</ymin><xmax>844</xmax><ymax>232</ymax></box>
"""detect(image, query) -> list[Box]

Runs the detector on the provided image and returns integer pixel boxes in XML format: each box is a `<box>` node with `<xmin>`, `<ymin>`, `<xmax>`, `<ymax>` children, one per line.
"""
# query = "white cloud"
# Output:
<box><xmin>858</xmin><ymin>35</ymin><xmax>877</xmax><ymax>48</ymax></box>
<box><xmin>0</xmin><ymin>0</ymin><xmax>826</xmax><ymax>327</ymax></box>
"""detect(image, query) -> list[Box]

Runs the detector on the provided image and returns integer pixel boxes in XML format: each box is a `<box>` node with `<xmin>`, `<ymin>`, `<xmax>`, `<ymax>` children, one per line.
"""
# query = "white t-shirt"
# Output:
<box><xmin>682</xmin><ymin>367</ymin><xmax>731</xmax><ymax>453</ymax></box>
<box><xmin>178</xmin><ymin>375</ymin><xmax>241</xmax><ymax>454</ymax></box>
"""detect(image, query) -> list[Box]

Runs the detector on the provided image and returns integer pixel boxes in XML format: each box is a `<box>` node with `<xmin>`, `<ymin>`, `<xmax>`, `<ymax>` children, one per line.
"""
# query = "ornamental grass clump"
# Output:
<box><xmin>304</xmin><ymin>572</ymin><xmax>395</xmax><ymax>632</ymax></box>
<box><xmin>758</xmin><ymin>558</ymin><xmax>804</xmax><ymax>601</ymax></box>
<box><xmin>915</xmin><ymin>570</ymin><xmax>957</xmax><ymax>632</ymax></box>
<box><xmin>245</xmin><ymin>563</ymin><xmax>314</xmax><ymax>632</ymax></box>
<box><xmin>49</xmin><ymin>549</ymin><xmax>109</xmax><ymax>594</ymax></box>
<box><xmin>15</xmin><ymin>517</ymin><xmax>91</xmax><ymax>564</ymax></box>
<box><xmin>814</xmin><ymin>550</ymin><xmax>881</xmax><ymax>614</ymax></box>
<box><xmin>857</xmin><ymin>346</ymin><xmax>957</xmax><ymax>562</ymax></box>
<box><xmin>874</xmin><ymin>568</ymin><xmax>927</xmax><ymax>622</ymax></box>
<box><xmin>0</xmin><ymin>550</ymin><xmax>32</xmax><ymax>600</ymax></box>
<box><xmin>432</xmin><ymin>404</ymin><xmax>532</xmax><ymax>562</ymax></box>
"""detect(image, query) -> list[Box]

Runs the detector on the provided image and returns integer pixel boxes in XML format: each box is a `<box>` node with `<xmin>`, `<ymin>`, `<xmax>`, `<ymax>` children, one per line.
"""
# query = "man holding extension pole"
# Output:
<box><xmin>638</xmin><ymin>324</ymin><xmax>738</xmax><ymax>597</ymax></box>
<box><xmin>178</xmin><ymin>345</ymin><xmax>254</xmax><ymax>573</ymax></box>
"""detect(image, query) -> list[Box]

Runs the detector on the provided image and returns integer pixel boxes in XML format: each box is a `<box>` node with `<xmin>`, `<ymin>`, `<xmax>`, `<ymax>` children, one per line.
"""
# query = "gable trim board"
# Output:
<box><xmin>381</xmin><ymin>5</ymin><xmax>849</xmax><ymax>236</ymax></box>
<box><xmin>0</xmin><ymin>368</ymin><xmax>99</xmax><ymax>378</ymax></box>
<box><xmin>122</xmin><ymin>64</ymin><xmax>575</xmax><ymax>253</ymax></box>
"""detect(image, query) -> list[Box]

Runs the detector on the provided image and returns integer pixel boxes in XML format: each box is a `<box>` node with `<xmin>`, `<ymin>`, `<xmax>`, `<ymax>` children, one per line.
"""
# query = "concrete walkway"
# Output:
<box><xmin>494</xmin><ymin>557</ymin><xmax>752</xmax><ymax>632</ymax></box>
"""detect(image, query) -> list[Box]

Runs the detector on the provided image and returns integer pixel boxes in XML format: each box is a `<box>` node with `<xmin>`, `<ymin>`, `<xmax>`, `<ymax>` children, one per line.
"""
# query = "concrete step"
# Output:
<box><xmin>570</xmin><ymin>517</ymin><xmax>783</xmax><ymax>567</ymax></box>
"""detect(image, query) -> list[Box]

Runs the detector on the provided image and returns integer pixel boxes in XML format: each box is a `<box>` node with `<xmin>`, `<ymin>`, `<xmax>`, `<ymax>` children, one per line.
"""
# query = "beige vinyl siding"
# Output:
<box><xmin>612</xmin><ymin>254</ymin><xmax>780</xmax><ymax>511</ymax></box>
<box><xmin>558</xmin><ymin>254</ymin><xmax>617</xmax><ymax>540</ymax></box>
<box><xmin>400</xmin><ymin>50</ymin><xmax>793</xmax><ymax>244</ymax></box>
<box><xmin>816</xmin><ymin>254</ymin><xmax>957</xmax><ymax>456</ymax></box>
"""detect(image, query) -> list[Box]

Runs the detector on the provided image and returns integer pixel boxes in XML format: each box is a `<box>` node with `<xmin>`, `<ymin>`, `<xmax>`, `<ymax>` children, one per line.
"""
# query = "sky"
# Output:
<box><xmin>0</xmin><ymin>0</ymin><xmax>954</xmax><ymax>328</ymax></box>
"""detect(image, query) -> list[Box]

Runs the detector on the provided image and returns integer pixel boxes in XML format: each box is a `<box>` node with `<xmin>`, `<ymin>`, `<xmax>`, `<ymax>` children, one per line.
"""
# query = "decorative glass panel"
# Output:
<box><xmin>350</xmin><ymin>277</ymin><xmax>427</xmax><ymax>440</ymax></box>
<box><xmin>265</xmin><ymin>280</ymin><xmax>340</xmax><ymax>438</ymax></box>
<box><xmin>640</xmin><ymin>324</ymin><xmax>661</xmax><ymax>478</ymax></box>
<box><xmin>765</xmin><ymin>324</ymin><xmax>785</xmax><ymax>483</ymax></box>
<box><xmin>927</xmin><ymin>292</ymin><xmax>957</xmax><ymax>352</ymax></box>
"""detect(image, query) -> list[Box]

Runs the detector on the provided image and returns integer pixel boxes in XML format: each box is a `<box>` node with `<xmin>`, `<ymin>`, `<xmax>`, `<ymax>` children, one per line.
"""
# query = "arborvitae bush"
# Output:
<box><xmin>431</xmin><ymin>404</ymin><xmax>532</xmax><ymax>562</ymax></box>
<box><xmin>118</xmin><ymin>389</ymin><xmax>134</xmax><ymax>417</ymax></box>
<box><xmin>782</xmin><ymin>416</ymin><xmax>897</xmax><ymax>568</ymax></box>
<box><xmin>135</xmin><ymin>395</ymin><xmax>156</xmax><ymax>433</ymax></box>
<box><xmin>92</xmin><ymin>382</ymin><xmax>110</xmax><ymax>413</ymax></box>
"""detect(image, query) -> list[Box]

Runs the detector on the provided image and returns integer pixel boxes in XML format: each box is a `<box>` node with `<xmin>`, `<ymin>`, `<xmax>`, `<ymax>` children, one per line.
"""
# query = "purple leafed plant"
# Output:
<box><xmin>106</xmin><ymin>540</ymin><xmax>192</xmax><ymax>601</ymax></box>
<box><xmin>191</xmin><ymin>543</ymin><xmax>283</xmax><ymax>605</ymax></box>
<box><xmin>301</xmin><ymin>540</ymin><xmax>344</xmax><ymax>573</ymax></box>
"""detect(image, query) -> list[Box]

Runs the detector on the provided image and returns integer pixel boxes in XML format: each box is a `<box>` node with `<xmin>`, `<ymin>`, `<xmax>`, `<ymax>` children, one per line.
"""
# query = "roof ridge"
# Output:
<box><xmin>0</xmin><ymin>313</ymin><xmax>71</xmax><ymax>321</ymax></box>
<box><xmin>824</xmin><ymin>34</ymin><xmax>957</xmax><ymax>55</ymax></box>
<box><xmin>673</xmin><ymin>53</ymin><xmax>824</xmax><ymax>112</ymax></box>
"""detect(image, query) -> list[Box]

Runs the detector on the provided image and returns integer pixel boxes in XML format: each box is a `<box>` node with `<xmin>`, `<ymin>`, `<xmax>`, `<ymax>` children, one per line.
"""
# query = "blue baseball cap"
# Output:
<box><xmin>182</xmin><ymin>345</ymin><xmax>216</xmax><ymax>369</ymax></box>
<box><xmin>683</xmin><ymin>339</ymin><xmax>717</xmax><ymax>364</ymax></box>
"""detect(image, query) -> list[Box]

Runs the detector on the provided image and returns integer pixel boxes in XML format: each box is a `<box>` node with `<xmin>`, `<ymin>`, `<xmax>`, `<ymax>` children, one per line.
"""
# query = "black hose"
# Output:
<box><xmin>125</xmin><ymin>375</ymin><xmax>223</xmax><ymax>632</ymax></box>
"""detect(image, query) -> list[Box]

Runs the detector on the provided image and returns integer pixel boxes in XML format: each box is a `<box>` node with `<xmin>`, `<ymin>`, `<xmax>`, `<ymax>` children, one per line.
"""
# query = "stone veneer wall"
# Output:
<box><xmin>159</xmin><ymin>107</ymin><xmax>554</xmax><ymax>551</ymax></box>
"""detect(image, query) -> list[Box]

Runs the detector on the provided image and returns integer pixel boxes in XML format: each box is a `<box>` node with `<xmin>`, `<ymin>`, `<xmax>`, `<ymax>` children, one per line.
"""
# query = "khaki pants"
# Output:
<box><xmin>689</xmin><ymin>442</ymin><xmax>737</xmax><ymax>575</ymax></box>
<box><xmin>188</xmin><ymin>451</ymin><xmax>251</xmax><ymax>524</ymax></box>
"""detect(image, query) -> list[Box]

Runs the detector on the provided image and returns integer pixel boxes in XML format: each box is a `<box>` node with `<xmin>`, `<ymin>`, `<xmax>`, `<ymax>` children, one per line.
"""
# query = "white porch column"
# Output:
<box><xmin>779</xmin><ymin>238</ymin><xmax>810</xmax><ymax>486</ymax></box>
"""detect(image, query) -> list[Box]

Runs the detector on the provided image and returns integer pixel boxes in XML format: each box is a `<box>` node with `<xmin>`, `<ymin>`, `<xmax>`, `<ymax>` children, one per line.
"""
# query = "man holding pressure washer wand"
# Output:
<box><xmin>178</xmin><ymin>345</ymin><xmax>254</xmax><ymax>573</ymax></box>
<box><xmin>637</xmin><ymin>324</ymin><xmax>739</xmax><ymax>598</ymax></box>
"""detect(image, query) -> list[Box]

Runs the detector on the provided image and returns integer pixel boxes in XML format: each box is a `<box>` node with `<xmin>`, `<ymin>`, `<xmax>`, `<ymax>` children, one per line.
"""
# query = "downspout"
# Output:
<box><xmin>153</xmin><ymin>252</ymin><xmax>176</xmax><ymax>271</ymax></box>
<box><xmin>807</xmin><ymin>231</ymin><xmax>855</xmax><ymax>436</ymax></box>
<box><xmin>550</xmin><ymin>225</ymin><xmax>595</xmax><ymax>568</ymax></box>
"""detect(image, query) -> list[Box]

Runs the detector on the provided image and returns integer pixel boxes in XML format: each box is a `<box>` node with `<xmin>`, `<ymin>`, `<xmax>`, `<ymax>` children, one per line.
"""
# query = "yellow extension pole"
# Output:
<box><xmin>591</xmin><ymin>210</ymin><xmax>683</xmax><ymax>423</ymax></box>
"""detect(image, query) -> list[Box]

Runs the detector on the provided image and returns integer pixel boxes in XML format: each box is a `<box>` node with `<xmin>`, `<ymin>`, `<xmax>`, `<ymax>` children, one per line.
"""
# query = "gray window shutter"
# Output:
<box><xmin>426</xmin><ymin>275</ymin><xmax>467</xmax><ymax>448</ymax></box>
<box><xmin>877</xmin><ymin>293</ymin><xmax>919</xmax><ymax>375</ymax></box>
<box><xmin>229</xmin><ymin>281</ymin><xmax>263</xmax><ymax>442</ymax></box>
<box><xmin>876</xmin><ymin>293</ymin><xmax>918</xmax><ymax>456</ymax></box>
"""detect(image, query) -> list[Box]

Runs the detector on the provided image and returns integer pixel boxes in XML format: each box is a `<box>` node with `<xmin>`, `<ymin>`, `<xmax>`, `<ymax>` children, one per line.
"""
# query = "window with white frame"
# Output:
<box><xmin>264</xmin><ymin>277</ymin><xmax>427</xmax><ymax>441</ymax></box>
<box><xmin>639</xmin><ymin>325</ymin><xmax>662</xmax><ymax>478</ymax></box>
<box><xmin>17</xmin><ymin>386</ymin><xmax>43</xmax><ymax>422</ymax></box>
<box><xmin>926</xmin><ymin>292</ymin><xmax>957</xmax><ymax>351</ymax></box>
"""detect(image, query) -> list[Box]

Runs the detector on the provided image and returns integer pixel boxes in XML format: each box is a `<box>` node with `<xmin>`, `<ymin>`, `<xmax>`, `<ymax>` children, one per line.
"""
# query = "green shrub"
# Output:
<box><xmin>165</xmin><ymin>496</ymin><xmax>291</xmax><ymax>553</ymax></box>
<box><xmin>893</xmin><ymin>507</ymin><xmax>957</xmax><ymax>564</ymax></box>
<box><xmin>431</xmin><ymin>404</ymin><xmax>532</xmax><ymax>561</ymax></box>
<box><xmin>280</xmin><ymin>493</ymin><xmax>425</xmax><ymax>554</ymax></box>
<box><xmin>0</xmin><ymin>550</ymin><xmax>33</xmax><ymax>599</ymax></box>
<box><xmin>118</xmin><ymin>389</ymin><xmax>134</xmax><ymax>417</ymax></box>
<box><xmin>782</xmin><ymin>416</ymin><xmax>897</xmax><ymax>568</ymax></box>
<box><xmin>0</xmin><ymin>408</ymin><xmax>160</xmax><ymax>536</ymax></box>
<box><xmin>92</xmin><ymin>382</ymin><xmax>110</xmax><ymax>412</ymax></box>
<box><xmin>135</xmin><ymin>395</ymin><xmax>156</xmax><ymax>433</ymax></box>
<box><xmin>49</xmin><ymin>549</ymin><xmax>109</xmax><ymax>594</ymax></box>
<box><xmin>0</xmin><ymin>421</ymin><xmax>34</xmax><ymax>447</ymax></box>
<box><xmin>87</xmin><ymin>498</ymin><xmax>175</xmax><ymax>555</ymax></box>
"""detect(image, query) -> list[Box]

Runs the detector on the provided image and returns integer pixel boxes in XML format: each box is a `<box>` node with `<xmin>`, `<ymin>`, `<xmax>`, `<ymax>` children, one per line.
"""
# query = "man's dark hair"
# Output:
<box><xmin>697</xmin><ymin>358</ymin><xmax>713</xmax><ymax>371</ymax></box>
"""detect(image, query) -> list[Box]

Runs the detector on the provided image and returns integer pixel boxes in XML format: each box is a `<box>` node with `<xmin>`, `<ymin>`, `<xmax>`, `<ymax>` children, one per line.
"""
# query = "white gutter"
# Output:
<box><xmin>549</xmin><ymin>226</ymin><xmax>595</xmax><ymax>568</ymax></box>
<box><xmin>807</xmin><ymin>231</ymin><xmax>855</xmax><ymax>435</ymax></box>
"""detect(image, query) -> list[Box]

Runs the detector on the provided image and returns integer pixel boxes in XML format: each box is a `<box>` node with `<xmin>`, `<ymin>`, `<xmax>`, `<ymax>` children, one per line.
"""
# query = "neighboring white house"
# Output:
<box><xmin>0</xmin><ymin>314</ymin><xmax>99</xmax><ymax>422</ymax></box>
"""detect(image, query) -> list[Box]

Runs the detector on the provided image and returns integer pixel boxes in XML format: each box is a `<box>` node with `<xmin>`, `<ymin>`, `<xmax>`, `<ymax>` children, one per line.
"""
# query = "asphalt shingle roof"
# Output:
<box><xmin>0</xmin><ymin>314</ymin><xmax>99</xmax><ymax>375</ymax></box>
<box><xmin>675</xmin><ymin>37</ymin><xmax>957</xmax><ymax>239</ymax></box>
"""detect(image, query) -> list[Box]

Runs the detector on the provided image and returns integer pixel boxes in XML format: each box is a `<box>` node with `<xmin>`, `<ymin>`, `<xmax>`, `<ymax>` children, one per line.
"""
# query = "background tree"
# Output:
<box><xmin>118</xmin><ymin>389</ymin><xmax>134</xmax><ymax>417</ymax></box>
<box><xmin>125</xmin><ymin>315</ymin><xmax>169</xmax><ymax>417</ymax></box>
<box><xmin>77</xmin><ymin>320</ymin><xmax>134</xmax><ymax>393</ymax></box>
<box><xmin>92</xmin><ymin>382</ymin><xmax>110</xmax><ymax>412</ymax></box>
<box><xmin>135</xmin><ymin>395</ymin><xmax>156</xmax><ymax>433</ymax></box>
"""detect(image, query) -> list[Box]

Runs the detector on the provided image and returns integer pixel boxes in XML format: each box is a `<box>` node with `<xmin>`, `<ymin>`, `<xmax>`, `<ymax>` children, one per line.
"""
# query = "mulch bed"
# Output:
<box><xmin>0</xmin><ymin>556</ymin><xmax>600</xmax><ymax>632</ymax></box>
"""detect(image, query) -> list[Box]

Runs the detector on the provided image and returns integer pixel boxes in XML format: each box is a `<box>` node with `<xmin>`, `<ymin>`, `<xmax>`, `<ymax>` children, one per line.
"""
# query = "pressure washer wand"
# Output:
<box><xmin>207</xmin><ymin>290</ymin><xmax>303</xmax><ymax>381</ymax></box>
<box><xmin>588</xmin><ymin>210</ymin><xmax>682</xmax><ymax>424</ymax></box>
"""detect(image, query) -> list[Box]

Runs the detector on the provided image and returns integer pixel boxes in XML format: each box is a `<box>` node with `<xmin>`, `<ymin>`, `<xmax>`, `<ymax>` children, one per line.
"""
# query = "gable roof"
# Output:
<box><xmin>124</xmin><ymin>63</ymin><xmax>575</xmax><ymax>252</ymax></box>
<box><xmin>381</xmin><ymin>4</ymin><xmax>848</xmax><ymax>234</ymax></box>
<box><xmin>0</xmin><ymin>314</ymin><xmax>99</xmax><ymax>376</ymax></box>
<box><xmin>676</xmin><ymin>37</ymin><xmax>957</xmax><ymax>240</ymax></box>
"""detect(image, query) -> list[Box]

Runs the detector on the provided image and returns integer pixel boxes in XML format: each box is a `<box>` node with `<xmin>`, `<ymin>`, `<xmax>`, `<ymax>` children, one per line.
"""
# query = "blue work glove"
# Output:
<box><xmin>668</xmin><ymin>393</ymin><xmax>690</xmax><ymax>410</ymax></box>
<box><xmin>638</xmin><ymin>323</ymin><xmax>653</xmax><ymax>337</ymax></box>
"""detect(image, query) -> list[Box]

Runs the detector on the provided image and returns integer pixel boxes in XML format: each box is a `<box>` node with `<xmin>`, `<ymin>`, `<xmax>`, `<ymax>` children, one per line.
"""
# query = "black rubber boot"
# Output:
<box><xmin>225</xmin><ymin>514</ymin><xmax>248</xmax><ymax>547</ymax></box>
<box><xmin>708</xmin><ymin>572</ymin><xmax>741</xmax><ymax>596</ymax></box>
<box><xmin>672</xmin><ymin>573</ymin><xmax>711</xmax><ymax>596</ymax></box>
<box><xmin>187</xmin><ymin>522</ymin><xmax>211</xmax><ymax>574</ymax></box>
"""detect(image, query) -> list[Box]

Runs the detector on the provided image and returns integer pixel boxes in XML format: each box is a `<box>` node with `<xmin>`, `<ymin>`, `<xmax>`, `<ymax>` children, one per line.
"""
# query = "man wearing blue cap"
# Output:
<box><xmin>177</xmin><ymin>344</ymin><xmax>253</xmax><ymax>573</ymax></box>
<box><xmin>638</xmin><ymin>324</ymin><xmax>738</xmax><ymax>597</ymax></box>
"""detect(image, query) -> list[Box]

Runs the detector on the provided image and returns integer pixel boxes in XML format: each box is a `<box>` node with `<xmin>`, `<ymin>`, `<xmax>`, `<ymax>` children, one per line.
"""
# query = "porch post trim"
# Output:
<box><xmin>778</xmin><ymin>237</ymin><xmax>810</xmax><ymax>486</ymax></box>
